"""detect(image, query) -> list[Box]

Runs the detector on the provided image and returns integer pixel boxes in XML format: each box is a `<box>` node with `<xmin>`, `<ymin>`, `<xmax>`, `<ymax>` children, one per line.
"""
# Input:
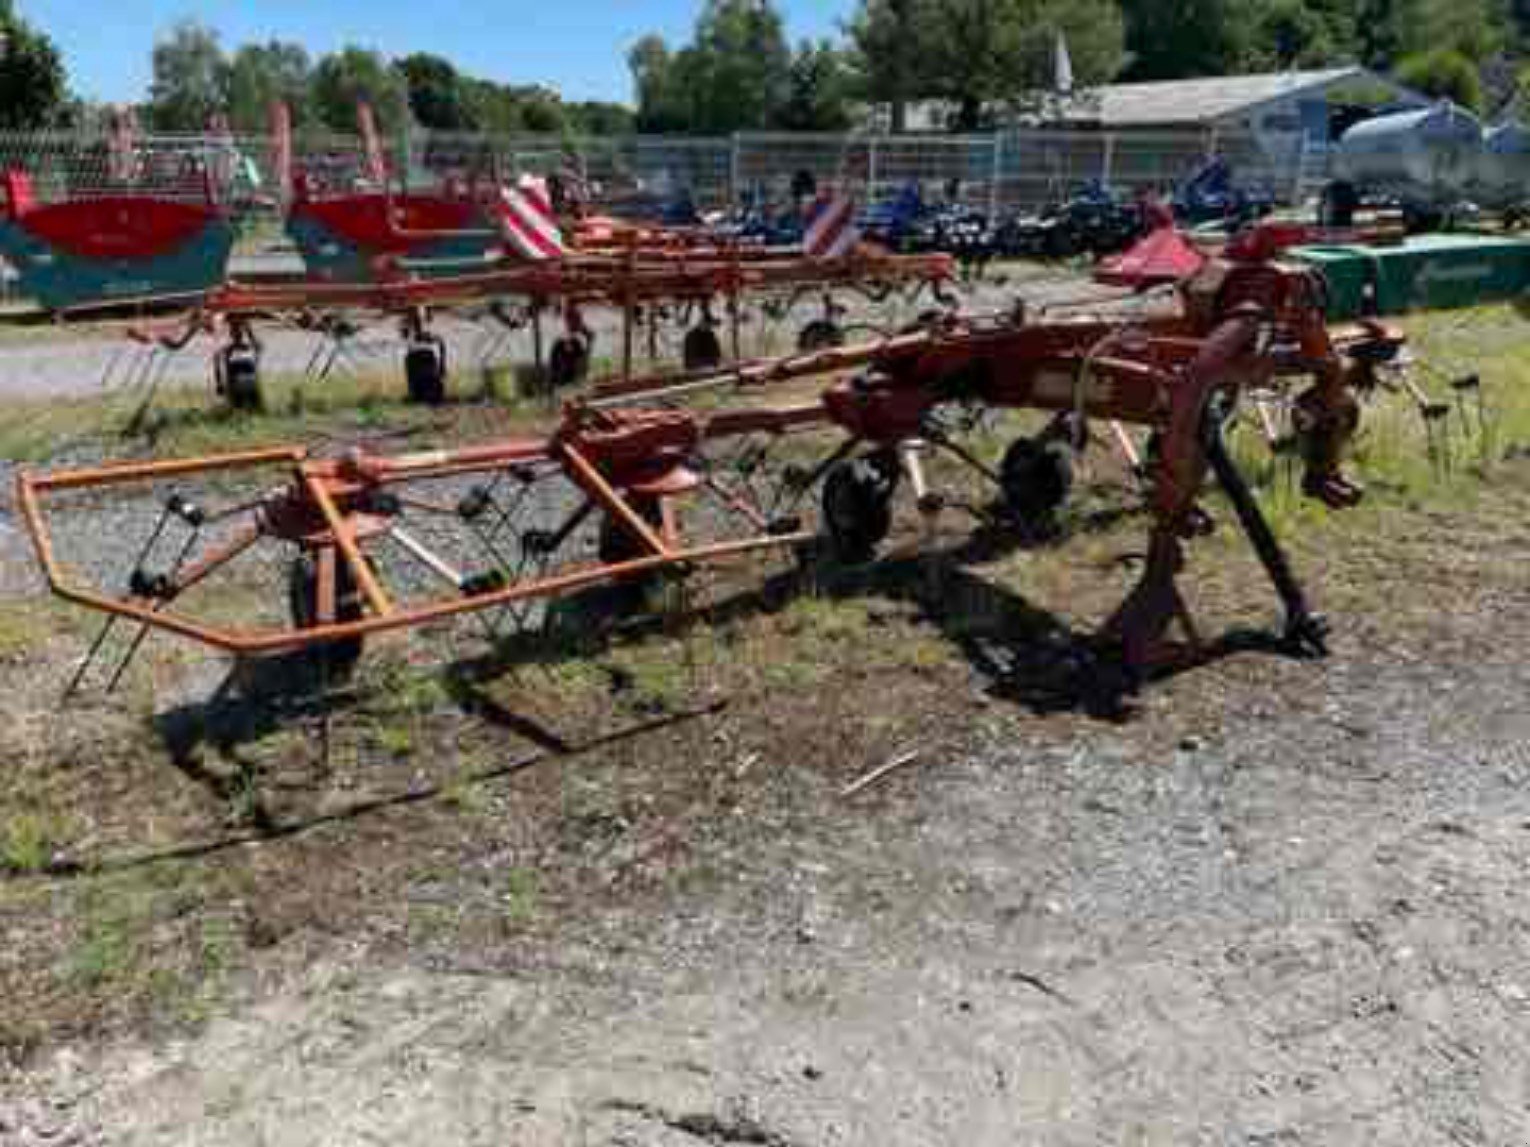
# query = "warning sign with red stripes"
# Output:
<box><xmin>496</xmin><ymin>175</ymin><xmax>565</xmax><ymax>262</ymax></box>
<box><xmin>803</xmin><ymin>193</ymin><xmax>860</xmax><ymax>260</ymax></box>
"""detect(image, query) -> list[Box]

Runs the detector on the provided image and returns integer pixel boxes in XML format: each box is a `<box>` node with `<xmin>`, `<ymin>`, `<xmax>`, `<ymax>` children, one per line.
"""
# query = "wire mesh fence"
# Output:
<box><xmin>0</xmin><ymin>122</ymin><xmax>1327</xmax><ymax>226</ymax></box>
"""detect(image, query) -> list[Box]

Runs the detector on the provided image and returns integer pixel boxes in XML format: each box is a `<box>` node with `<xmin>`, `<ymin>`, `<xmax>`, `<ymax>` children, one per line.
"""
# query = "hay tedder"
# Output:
<box><xmin>101</xmin><ymin>103</ymin><xmax>959</xmax><ymax>412</ymax></box>
<box><xmin>18</xmin><ymin>243</ymin><xmax>1405</xmax><ymax>692</ymax></box>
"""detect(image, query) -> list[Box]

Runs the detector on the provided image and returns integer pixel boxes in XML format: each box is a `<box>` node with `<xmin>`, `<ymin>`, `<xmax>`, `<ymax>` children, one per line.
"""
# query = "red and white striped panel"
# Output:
<box><xmin>497</xmin><ymin>175</ymin><xmax>565</xmax><ymax>262</ymax></box>
<box><xmin>803</xmin><ymin>193</ymin><xmax>860</xmax><ymax>260</ymax></box>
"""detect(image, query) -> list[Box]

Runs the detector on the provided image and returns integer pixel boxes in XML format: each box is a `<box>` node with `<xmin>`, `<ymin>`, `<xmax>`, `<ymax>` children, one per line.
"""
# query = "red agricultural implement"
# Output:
<box><xmin>18</xmin><ymin>248</ymin><xmax>1404</xmax><ymax>694</ymax></box>
<box><xmin>122</xmin><ymin>240</ymin><xmax>958</xmax><ymax>410</ymax></box>
<box><xmin>0</xmin><ymin>110</ymin><xmax>240</xmax><ymax>313</ymax></box>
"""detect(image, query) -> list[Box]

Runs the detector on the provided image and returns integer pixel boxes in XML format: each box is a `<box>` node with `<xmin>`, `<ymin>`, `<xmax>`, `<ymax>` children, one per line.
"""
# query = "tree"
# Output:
<box><xmin>0</xmin><ymin>2</ymin><xmax>67</xmax><ymax>129</ymax></box>
<box><xmin>628</xmin><ymin>35</ymin><xmax>688</xmax><ymax>132</ymax></box>
<box><xmin>311</xmin><ymin>47</ymin><xmax>409</xmax><ymax>133</ymax></box>
<box><xmin>1397</xmin><ymin>48</ymin><xmax>1485</xmax><ymax>107</ymax></box>
<box><xmin>920</xmin><ymin>0</ymin><xmax>1126</xmax><ymax>130</ymax></box>
<box><xmin>775</xmin><ymin>40</ymin><xmax>854</xmax><ymax>130</ymax></box>
<box><xmin>1248</xmin><ymin>0</ymin><xmax>1334</xmax><ymax>68</ymax></box>
<box><xmin>689</xmin><ymin>0</ymin><xmax>792</xmax><ymax>132</ymax></box>
<box><xmin>567</xmin><ymin>101</ymin><xmax>635</xmax><ymax>135</ymax></box>
<box><xmin>225</xmin><ymin>41</ymin><xmax>311</xmax><ymax>133</ymax></box>
<box><xmin>512</xmin><ymin>86</ymin><xmax>567</xmax><ymax>133</ymax></box>
<box><xmin>398</xmin><ymin>52</ymin><xmax>475</xmax><ymax>131</ymax></box>
<box><xmin>630</xmin><ymin>1</ymin><xmax>793</xmax><ymax>134</ymax></box>
<box><xmin>846</xmin><ymin>0</ymin><xmax>930</xmax><ymax>132</ymax></box>
<box><xmin>1394</xmin><ymin>0</ymin><xmax>1505</xmax><ymax>61</ymax></box>
<box><xmin>148</xmin><ymin>20</ymin><xmax>227</xmax><ymax>130</ymax></box>
<box><xmin>1120</xmin><ymin>0</ymin><xmax>1253</xmax><ymax>80</ymax></box>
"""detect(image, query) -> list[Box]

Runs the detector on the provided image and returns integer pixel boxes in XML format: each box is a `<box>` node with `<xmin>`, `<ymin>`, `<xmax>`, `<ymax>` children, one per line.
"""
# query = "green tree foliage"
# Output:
<box><xmin>567</xmin><ymin>101</ymin><xmax>636</xmax><ymax>135</ymax></box>
<box><xmin>629</xmin><ymin>0</ymin><xmax>796</xmax><ymax>133</ymax></box>
<box><xmin>1120</xmin><ymin>0</ymin><xmax>1253</xmax><ymax>80</ymax></box>
<box><xmin>846</xmin><ymin>0</ymin><xmax>927</xmax><ymax>132</ymax></box>
<box><xmin>690</xmin><ymin>0</ymin><xmax>793</xmax><ymax>132</ymax></box>
<box><xmin>225</xmin><ymin>41</ymin><xmax>311</xmax><ymax>132</ymax></box>
<box><xmin>931</xmin><ymin>0</ymin><xmax>1127</xmax><ymax>129</ymax></box>
<box><xmin>776</xmin><ymin>40</ymin><xmax>854</xmax><ymax>131</ymax></box>
<box><xmin>628</xmin><ymin>35</ymin><xmax>688</xmax><ymax>132</ymax></box>
<box><xmin>0</xmin><ymin>1</ymin><xmax>67</xmax><ymax>129</ymax></box>
<box><xmin>398</xmin><ymin>53</ymin><xmax>475</xmax><ymax>131</ymax></box>
<box><xmin>844</xmin><ymin>0</ymin><xmax>1124</xmax><ymax>131</ymax></box>
<box><xmin>1249</xmin><ymin>0</ymin><xmax>1334</xmax><ymax>68</ymax></box>
<box><xmin>1397</xmin><ymin>47</ymin><xmax>1486</xmax><ymax>107</ymax></box>
<box><xmin>147</xmin><ymin>20</ymin><xmax>227</xmax><ymax>130</ymax></box>
<box><xmin>1393</xmin><ymin>0</ymin><xmax>1506</xmax><ymax>61</ymax></box>
<box><xmin>310</xmin><ymin>47</ymin><xmax>409</xmax><ymax>134</ymax></box>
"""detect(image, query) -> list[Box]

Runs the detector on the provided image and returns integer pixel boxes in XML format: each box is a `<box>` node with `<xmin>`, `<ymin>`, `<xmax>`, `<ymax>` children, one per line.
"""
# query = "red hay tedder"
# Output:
<box><xmin>17</xmin><ymin>242</ymin><xmax>1405</xmax><ymax>693</ymax></box>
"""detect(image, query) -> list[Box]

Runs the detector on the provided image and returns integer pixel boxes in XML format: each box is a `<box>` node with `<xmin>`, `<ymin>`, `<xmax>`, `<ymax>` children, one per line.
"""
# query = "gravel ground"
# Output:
<box><xmin>4</xmin><ymin>571</ymin><xmax>1530</xmax><ymax>1145</ymax></box>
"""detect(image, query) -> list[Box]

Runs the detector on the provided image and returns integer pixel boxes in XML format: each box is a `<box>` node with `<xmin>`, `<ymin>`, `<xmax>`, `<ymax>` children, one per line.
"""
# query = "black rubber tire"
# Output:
<box><xmin>548</xmin><ymin>335</ymin><xmax>591</xmax><ymax>389</ymax></box>
<box><xmin>821</xmin><ymin>456</ymin><xmax>897</xmax><ymax>565</ymax></box>
<box><xmin>288</xmin><ymin>551</ymin><xmax>365</xmax><ymax>680</ymax></box>
<box><xmin>596</xmin><ymin>496</ymin><xmax>670</xmax><ymax>614</ymax></box>
<box><xmin>682</xmin><ymin>326</ymin><xmax>723</xmax><ymax>372</ymax></box>
<box><xmin>1000</xmin><ymin>436</ymin><xmax>1073</xmax><ymax>531</ymax></box>
<box><xmin>404</xmin><ymin>339</ymin><xmax>448</xmax><ymax>405</ymax></box>
<box><xmin>797</xmin><ymin>319</ymin><xmax>845</xmax><ymax>353</ymax></box>
<box><xmin>597</xmin><ymin>495</ymin><xmax>665</xmax><ymax>565</ymax></box>
<box><xmin>222</xmin><ymin>353</ymin><xmax>264</xmax><ymax>412</ymax></box>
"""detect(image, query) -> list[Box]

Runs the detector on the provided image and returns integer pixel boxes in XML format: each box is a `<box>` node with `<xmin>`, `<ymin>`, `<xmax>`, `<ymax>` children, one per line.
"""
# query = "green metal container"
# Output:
<box><xmin>1289</xmin><ymin>234</ymin><xmax>1530</xmax><ymax>320</ymax></box>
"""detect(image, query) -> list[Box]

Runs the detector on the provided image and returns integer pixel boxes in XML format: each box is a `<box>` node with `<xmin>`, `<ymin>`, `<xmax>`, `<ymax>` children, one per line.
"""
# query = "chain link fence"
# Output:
<box><xmin>0</xmin><ymin>122</ymin><xmax>1325</xmax><ymax>290</ymax></box>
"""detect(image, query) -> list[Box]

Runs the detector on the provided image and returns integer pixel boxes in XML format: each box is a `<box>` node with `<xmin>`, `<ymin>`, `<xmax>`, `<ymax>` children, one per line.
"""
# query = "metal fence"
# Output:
<box><xmin>0</xmin><ymin>123</ymin><xmax>1327</xmax><ymax>221</ymax></box>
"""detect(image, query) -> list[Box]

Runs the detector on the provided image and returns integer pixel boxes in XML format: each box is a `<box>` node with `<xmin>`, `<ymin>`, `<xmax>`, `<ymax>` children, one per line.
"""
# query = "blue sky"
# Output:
<box><xmin>16</xmin><ymin>1</ymin><xmax>858</xmax><ymax>106</ymax></box>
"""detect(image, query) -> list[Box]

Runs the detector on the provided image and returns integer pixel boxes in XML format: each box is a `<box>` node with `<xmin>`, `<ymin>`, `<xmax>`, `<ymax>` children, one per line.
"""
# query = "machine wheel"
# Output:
<box><xmin>405</xmin><ymin>336</ymin><xmax>448</xmax><ymax>405</ymax></box>
<box><xmin>999</xmin><ymin>435</ymin><xmax>1073</xmax><ymax>533</ymax></box>
<box><xmin>288</xmin><ymin>550</ymin><xmax>365</xmax><ymax>680</ymax></box>
<box><xmin>597</xmin><ymin>495</ymin><xmax>666</xmax><ymax>565</ymax></box>
<box><xmin>220</xmin><ymin>349</ymin><xmax>264</xmax><ymax>412</ymax></box>
<box><xmin>821</xmin><ymin>455</ymin><xmax>898</xmax><ymax>565</ymax></box>
<box><xmin>1317</xmin><ymin>181</ymin><xmax>1358</xmax><ymax>228</ymax></box>
<box><xmin>596</xmin><ymin>496</ymin><xmax>670</xmax><ymax>611</ymax></box>
<box><xmin>797</xmin><ymin>319</ymin><xmax>845</xmax><ymax>353</ymax></box>
<box><xmin>682</xmin><ymin>325</ymin><xmax>723</xmax><ymax>372</ymax></box>
<box><xmin>548</xmin><ymin>334</ymin><xmax>591</xmax><ymax>389</ymax></box>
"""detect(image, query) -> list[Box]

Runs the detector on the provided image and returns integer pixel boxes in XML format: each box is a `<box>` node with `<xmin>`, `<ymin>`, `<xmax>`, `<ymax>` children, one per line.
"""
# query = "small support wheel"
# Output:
<box><xmin>548</xmin><ymin>334</ymin><xmax>591</xmax><ymax>389</ymax></box>
<box><xmin>216</xmin><ymin>345</ymin><xmax>263</xmax><ymax>412</ymax></box>
<box><xmin>822</xmin><ymin>455</ymin><xmax>898</xmax><ymax>564</ymax></box>
<box><xmin>797</xmin><ymin>319</ymin><xmax>845</xmax><ymax>353</ymax></box>
<box><xmin>682</xmin><ymin>325</ymin><xmax>723</xmax><ymax>372</ymax></box>
<box><xmin>999</xmin><ymin>435</ymin><xmax>1073</xmax><ymax>534</ymax></box>
<box><xmin>405</xmin><ymin>335</ymin><xmax>448</xmax><ymax>405</ymax></box>
<box><xmin>288</xmin><ymin>550</ymin><xmax>365</xmax><ymax>680</ymax></box>
<box><xmin>598</xmin><ymin>496</ymin><xmax>667</xmax><ymax>611</ymax></box>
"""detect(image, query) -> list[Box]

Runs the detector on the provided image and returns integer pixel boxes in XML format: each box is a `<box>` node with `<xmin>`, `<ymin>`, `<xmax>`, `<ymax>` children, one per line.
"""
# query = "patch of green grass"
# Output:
<box><xmin>0</xmin><ymin>603</ymin><xmax>53</xmax><ymax>660</ymax></box>
<box><xmin>500</xmin><ymin>866</ymin><xmax>540</xmax><ymax>927</ymax></box>
<box><xmin>1</xmin><ymin>810</ymin><xmax>70</xmax><ymax>874</ymax></box>
<box><xmin>440</xmin><ymin>768</ymin><xmax>492</xmax><ymax>816</ymax></box>
<box><xmin>374</xmin><ymin>720</ymin><xmax>417</xmax><ymax>757</ymax></box>
<box><xmin>1217</xmin><ymin>305</ymin><xmax>1530</xmax><ymax>541</ymax></box>
<box><xmin>608</xmin><ymin>641</ymin><xmax>693</xmax><ymax>712</ymax></box>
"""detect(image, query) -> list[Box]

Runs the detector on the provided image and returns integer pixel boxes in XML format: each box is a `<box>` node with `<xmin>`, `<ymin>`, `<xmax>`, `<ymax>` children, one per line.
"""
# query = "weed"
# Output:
<box><xmin>374</xmin><ymin>720</ymin><xmax>417</xmax><ymax>757</ymax></box>
<box><xmin>1</xmin><ymin>811</ymin><xmax>68</xmax><ymax>874</ymax></box>
<box><xmin>501</xmin><ymin>867</ymin><xmax>540</xmax><ymax>926</ymax></box>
